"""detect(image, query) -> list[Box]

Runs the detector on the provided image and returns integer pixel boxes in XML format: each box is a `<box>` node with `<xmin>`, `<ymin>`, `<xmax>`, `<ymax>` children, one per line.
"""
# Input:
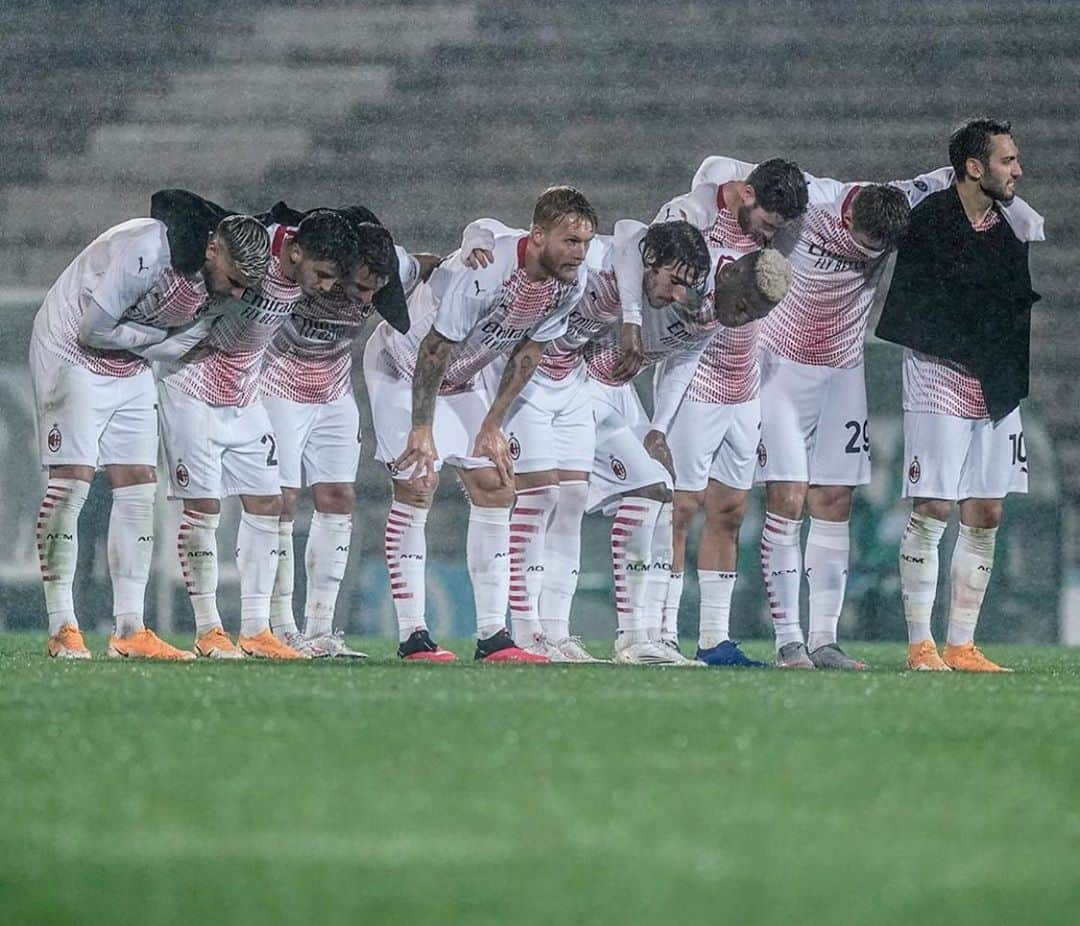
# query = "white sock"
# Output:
<box><xmin>385</xmin><ymin>502</ymin><xmax>429</xmax><ymax>642</ymax></box>
<box><xmin>37</xmin><ymin>478</ymin><xmax>90</xmax><ymax>634</ymax></box>
<box><xmin>270</xmin><ymin>520</ymin><xmax>298</xmax><ymax>637</ymax></box>
<box><xmin>946</xmin><ymin>524</ymin><xmax>998</xmax><ymax>646</ymax></box>
<box><xmin>647</xmin><ymin>501</ymin><xmax>674</xmax><ymax>642</ymax></box>
<box><xmin>698</xmin><ymin>570</ymin><xmax>737</xmax><ymax>649</ymax></box>
<box><xmin>662</xmin><ymin>571</ymin><xmax>685</xmax><ymax>643</ymax></box>
<box><xmin>806</xmin><ymin>517</ymin><xmax>850</xmax><ymax>652</ymax></box>
<box><xmin>304</xmin><ymin>511</ymin><xmax>352</xmax><ymax>639</ymax></box>
<box><xmin>539</xmin><ymin>480</ymin><xmax>587</xmax><ymax>642</ymax></box>
<box><xmin>237</xmin><ymin>512</ymin><xmax>279</xmax><ymax>637</ymax></box>
<box><xmin>467</xmin><ymin>505</ymin><xmax>511</xmax><ymax>639</ymax></box>
<box><xmin>108</xmin><ymin>483</ymin><xmax>156</xmax><ymax>638</ymax></box>
<box><xmin>178</xmin><ymin>510</ymin><xmax>222</xmax><ymax>636</ymax></box>
<box><xmin>899</xmin><ymin>512</ymin><xmax>947</xmax><ymax>644</ymax></box>
<box><xmin>761</xmin><ymin>512</ymin><xmax>804</xmax><ymax>651</ymax></box>
<box><xmin>612</xmin><ymin>497</ymin><xmax>662</xmax><ymax>643</ymax></box>
<box><xmin>508</xmin><ymin>485</ymin><xmax>558</xmax><ymax>644</ymax></box>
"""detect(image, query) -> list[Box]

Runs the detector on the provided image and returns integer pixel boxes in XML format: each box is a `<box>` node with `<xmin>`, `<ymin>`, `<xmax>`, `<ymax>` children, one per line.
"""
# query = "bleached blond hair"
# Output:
<box><xmin>215</xmin><ymin>214</ymin><xmax>271</xmax><ymax>284</ymax></box>
<box><xmin>752</xmin><ymin>248</ymin><xmax>791</xmax><ymax>304</ymax></box>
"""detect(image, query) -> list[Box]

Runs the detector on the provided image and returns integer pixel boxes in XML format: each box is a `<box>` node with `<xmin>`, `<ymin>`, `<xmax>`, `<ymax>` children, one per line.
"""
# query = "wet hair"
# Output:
<box><xmin>293</xmin><ymin>210</ymin><xmax>364</xmax><ymax>275</ymax></box>
<box><xmin>640</xmin><ymin>221</ymin><xmax>711</xmax><ymax>291</ymax></box>
<box><xmin>850</xmin><ymin>185</ymin><xmax>911</xmax><ymax>251</ymax></box>
<box><xmin>949</xmin><ymin>117</ymin><xmax>1013</xmax><ymax>178</ymax></box>
<box><xmin>345</xmin><ymin>220</ymin><xmax>397</xmax><ymax>279</ymax></box>
<box><xmin>730</xmin><ymin>248</ymin><xmax>791</xmax><ymax>306</ymax></box>
<box><xmin>213</xmin><ymin>214</ymin><xmax>270</xmax><ymax>283</ymax></box>
<box><xmin>745</xmin><ymin>158</ymin><xmax>808</xmax><ymax>220</ymax></box>
<box><xmin>532</xmin><ymin>186</ymin><xmax>599</xmax><ymax>232</ymax></box>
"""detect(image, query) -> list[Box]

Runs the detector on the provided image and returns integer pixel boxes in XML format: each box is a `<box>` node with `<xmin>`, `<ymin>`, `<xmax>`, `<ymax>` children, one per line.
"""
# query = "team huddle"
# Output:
<box><xmin>31</xmin><ymin>117</ymin><xmax>1043</xmax><ymax>671</ymax></box>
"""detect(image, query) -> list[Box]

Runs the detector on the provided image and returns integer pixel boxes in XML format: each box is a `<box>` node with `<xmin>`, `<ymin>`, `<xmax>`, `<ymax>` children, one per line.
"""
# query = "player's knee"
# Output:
<box><xmin>241</xmin><ymin>494</ymin><xmax>282</xmax><ymax>517</ymax></box>
<box><xmin>183</xmin><ymin>497</ymin><xmax>221</xmax><ymax>516</ymax></box>
<box><xmin>913</xmin><ymin>498</ymin><xmax>952</xmax><ymax>523</ymax></box>
<box><xmin>392</xmin><ymin>478</ymin><xmax>436</xmax><ymax>509</ymax></box>
<box><xmin>280</xmin><ymin>487</ymin><xmax>301</xmax><ymax>519</ymax></box>
<box><xmin>312</xmin><ymin>482</ymin><xmax>355</xmax><ymax>514</ymax></box>
<box><xmin>105</xmin><ymin>464</ymin><xmax>156</xmax><ymax>488</ymax></box>
<box><xmin>808</xmin><ymin>485</ymin><xmax>853</xmax><ymax>521</ymax></box>
<box><xmin>766</xmin><ymin>482</ymin><xmax>807</xmax><ymax>519</ymax></box>
<box><xmin>672</xmin><ymin>492</ymin><xmax>703</xmax><ymax>532</ymax></box>
<box><xmin>961</xmin><ymin>498</ymin><xmax>1003</xmax><ymax>529</ymax></box>
<box><xmin>628</xmin><ymin>482</ymin><xmax>671</xmax><ymax>503</ymax></box>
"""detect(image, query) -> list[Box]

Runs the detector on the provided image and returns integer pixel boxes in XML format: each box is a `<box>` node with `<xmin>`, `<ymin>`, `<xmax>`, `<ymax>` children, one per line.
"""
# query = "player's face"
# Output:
<box><xmin>202</xmin><ymin>238</ymin><xmax>252</xmax><ymax>299</ymax></box>
<box><xmin>974</xmin><ymin>134</ymin><xmax>1022</xmax><ymax>203</ymax></box>
<box><xmin>336</xmin><ymin>264</ymin><xmax>388</xmax><ymax>306</ymax></box>
<box><xmin>535</xmin><ymin>215</ymin><xmax>595</xmax><ymax>283</ymax></box>
<box><xmin>643</xmin><ymin>261</ymin><xmax>697</xmax><ymax>309</ymax></box>
<box><xmin>288</xmin><ymin>242</ymin><xmax>341</xmax><ymax>298</ymax></box>
<box><xmin>848</xmin><ymin>220</ymin><xmax>884</xmax><ymax>253</ymax></box>
<box><xmin>711</xmin><ymin>256</ymin><xmax>776</xmax><ymax>328</ymax></box>
<box><xmin>736</xmin><ymin>202</ymin><xmax>788</xmax><ymax>242</ymax></box>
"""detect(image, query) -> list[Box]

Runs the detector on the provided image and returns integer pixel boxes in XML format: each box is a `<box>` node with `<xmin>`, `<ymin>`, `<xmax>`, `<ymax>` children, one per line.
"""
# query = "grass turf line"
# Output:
<box><xmin>1</xmin><ymin>634</ymin><xmax>1077</xmax><ymax>926</ymax></box>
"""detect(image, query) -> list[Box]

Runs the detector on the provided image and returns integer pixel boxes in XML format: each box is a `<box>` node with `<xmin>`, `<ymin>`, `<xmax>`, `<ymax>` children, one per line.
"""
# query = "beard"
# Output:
<box><xmin>980</xmin><ymin>175</ymin><xmax>1015</xmax><ymax>203</ymax></box>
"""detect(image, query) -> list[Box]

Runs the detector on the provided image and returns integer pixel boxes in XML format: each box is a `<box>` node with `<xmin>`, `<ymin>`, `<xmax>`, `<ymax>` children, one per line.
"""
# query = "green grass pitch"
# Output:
<box><xmin>1</xmin><ymin>634</ymin><xmax>1077</xmax><ymax>925</ymax></box>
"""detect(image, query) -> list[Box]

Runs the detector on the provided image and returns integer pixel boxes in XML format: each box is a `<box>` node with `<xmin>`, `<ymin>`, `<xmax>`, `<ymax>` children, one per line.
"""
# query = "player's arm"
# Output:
<box><xmin>460</xmin><ymin>219</ymin><xmax>525</xmax><ymax>269</ymax></box>
<box><xmin>609</xmin><ymin>220</ymin><xmax>649</xmax><ymax>377</ymax></box>
<box><xmin>691</xmin><ymin>155</ymin><xmax>759</xmax><ymax>190</ymax></box>
<box><xmin>78</xmin><ymin>299</ymin><xmax>169</xmax><ymax>351</ymax></box>
<box><xmin>887</xmin><ymin>166</ymin><xmax>955</xmax><ymax>207</ymax></box>
<box><xmin>133</xmin><ymin>314</ymin><xmax>218</xmax><ymax>362</ymax></box>
<box><xmin>642</xmin><ymin>346</ymin><xmax>702</xmax><ymax>480</ymax></box>
<box><xmin>472</xmin><ymin>337</ymin><xmax>545</xmax><ymax>486</ymax></box>
<box><xmin>393</xmin><ymin>327</ymin><xmax>456</xmax><ymax>482</ymax></box>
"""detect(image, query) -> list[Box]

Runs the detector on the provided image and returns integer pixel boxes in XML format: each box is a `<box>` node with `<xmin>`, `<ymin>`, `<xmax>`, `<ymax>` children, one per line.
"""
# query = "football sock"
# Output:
<box><xmin>539</xmin><ymin>480</ymin><xmax>587</xmax><ymax>642</ymax></box>
<box><xmin>508</xmin><ymin>484</ymin><xmax>558</xmax><ymax>645</ymax></box>
<box><xmin>237</xmin><ymin>512</ymin><xmax>279</xmax><ymax>637</ymax></box>
<box><xmin>647</xmin><ymin>501</ymin><xmax>674</xmax><ymax>642</ymax></box>
<box><xmin>178</xmin><ymin>509</ymin><xmax>222</xmax><ymax>635</ymax></box>
<box><xmin>304</xmin><ymin>511</ymin><xmax>352</xmax><ymax>639</ymax></box>
<box><xmin>806</xmin><ymin>517</ymin><xmax>850</xmax><ymax>651</ymax></box>
<box><xmin>108</xmin><ymin>482</ymin><xmax>156</xmax><ymax>638</ymax></box>
<box><xmin>698</xmin><ymin>570</ymin><xmax>737</xmax><ymax>649</ymax></box>
<box><xmin>467</xmin><ymin>504</ymin><xmax>511</xmax><ymax>639</ymax></box>
<box><xmin>612</xmin><ymin>497</ymin><xmax>662</xmax><ymax>644</ymax></box>
<box><xmin>37</xmin><ymin>478</ymin><xmax>90</xmax><ymax>635</ymax></box>
<box><xmin>662</xmin><ymin>571</ymin><xmax>685</xmax><ymax>644</ymax></box>
<box><xmin>269</xmin><ymin>519</ymin><xmax>298</xmax><ymax>637</ymax></box>
<box><xmin>385</xmin><ymin>502</ymin><xmax>429</xmax><ymax>642</ymax></box>
<box><xmin>899</xmin><ymin>512</ymin><xmax>947</xmax><ymax>644</ymax></box>
<box><xmin>760</xmin><ymin>513</ymin><xmax>804</xmax><ymax>651</ymax></box>
<box><xmin>946</xmin><ymin>524</ymin><xmax>998</xmax><ymax>646</ymax></box>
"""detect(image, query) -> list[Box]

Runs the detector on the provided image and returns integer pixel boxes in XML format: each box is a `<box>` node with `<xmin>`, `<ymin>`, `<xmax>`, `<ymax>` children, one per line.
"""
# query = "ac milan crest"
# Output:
<box><xmin>907</xmin><ymin>456</ymin><xmax>921</xmax><ymax>484</ymax></box>
<box><xmin>756</xmin><ymin>440</ymin><xmax>767</xmax><ymax>468</ymax></box>
<box><xmin>508</xmin><ymin>435</ymin><xmax>521</xmax><ymax>461</ymax></box>
<box><xmin>47</xmin><ymin>425</ymin><xmax>62</xmax><ymax>453</ymax></box>
<box><xmin>175</xmin><ymin>463</ymin><xmax>190</xmax><ymax>488</ymax></box>
<box><xmin>610</xmin><ymin>456</ymin><xmax>627</xmax><ymax>481</ymax></box>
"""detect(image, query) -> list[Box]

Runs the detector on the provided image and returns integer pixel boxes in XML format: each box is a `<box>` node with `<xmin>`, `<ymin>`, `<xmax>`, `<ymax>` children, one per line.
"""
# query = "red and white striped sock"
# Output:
<box><xmin>509</xmin><ymin>484</ymin><xmax>559</xmax><ymax>645</ymax></box>
<box><xmin>761</xmin><ymin>513</ymin><xmax>804</xmax><ymax>651</ymax></box>
<box><xmin>385</xmin><ymin>502</ymin><xmax>429</xmax><ymax>642</ymax></box>
<box><xmin>611</xmin><ymin>497</ymin><xmax>663</xmax><ymax>643</ymax></box>
<box><xmin>37</xmin><ymin>478</ymin><xmax>90</xmax><ymax>635</ymax></box>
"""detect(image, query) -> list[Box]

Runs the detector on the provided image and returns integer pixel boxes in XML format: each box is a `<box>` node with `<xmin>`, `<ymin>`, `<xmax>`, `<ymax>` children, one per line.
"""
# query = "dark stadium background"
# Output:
<box><xmin>0</xmin><ymin>0</ymin><xmax>1074</xmax><ymax>644</ymax></box>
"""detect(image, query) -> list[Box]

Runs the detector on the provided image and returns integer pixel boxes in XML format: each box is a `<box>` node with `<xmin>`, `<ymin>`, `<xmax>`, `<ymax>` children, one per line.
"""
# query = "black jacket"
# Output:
<box><xmin>149</xmin><ymin>190</ymin><xmax>410</xmax><ymax>333</ymax></box>
<box><xmin>875</xmin><ymin>185</ymin><xmax>1040</xmax><ymax>420</ymax></box>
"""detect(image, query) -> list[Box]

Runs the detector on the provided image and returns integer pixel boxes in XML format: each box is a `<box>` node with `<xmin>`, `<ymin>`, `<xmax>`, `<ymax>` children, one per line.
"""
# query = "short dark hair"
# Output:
<box><xmin>949</xmin><ymin>117</ymin><xmax>1013</xmax><ymax>178</ymax></box>
<box><xmin>346</xmin><ymin>221</ymin><xmax>397</xmax><ymax>279</ymax></box>
<box><xmin>850</xmin><ymin>185</ymin><xmax>911</xmax><ymax>251</ymax></box>
<box><xmin>640</xmin><ymin>221</ymin><xmax>711</xmax><ymax>290</ymax></box>
<box><xmin>532</xmin><ymin>186</ymin><xmax>599</xmax><ymax>231</ymax></box>
<box><xmin>745</xmin><ymin>158</ymin><xmax>808</xmax><ymax>220</ymax></box>
<box><xmin>294</xmin><ymin>210</ymin><xmax>362</xmax><ymax>275</ymax></box>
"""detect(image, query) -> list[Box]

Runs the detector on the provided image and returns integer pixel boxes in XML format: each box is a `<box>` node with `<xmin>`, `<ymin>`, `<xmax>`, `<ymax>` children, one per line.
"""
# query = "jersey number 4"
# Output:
<box><xmin>844</xmin><ymin>419</ymin><xmax>870</xmax><ymax>455</ymax></box>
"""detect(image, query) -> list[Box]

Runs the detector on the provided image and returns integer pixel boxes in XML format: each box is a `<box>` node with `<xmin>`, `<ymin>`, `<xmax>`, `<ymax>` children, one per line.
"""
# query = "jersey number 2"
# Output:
<box><xmin>261</xmin><ymin>434</ymin><xmax>278</xmax><ymax>467</ymax></box>
<box><xmin>844</xmin><ymin>419</ymin><xmax>870</xmax><ymax>455</ymax></box>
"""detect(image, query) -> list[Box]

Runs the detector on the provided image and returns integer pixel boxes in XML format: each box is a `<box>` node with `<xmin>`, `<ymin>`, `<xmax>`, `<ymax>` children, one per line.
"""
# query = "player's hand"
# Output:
<box><xmin>471</xmin><ymin>423</ymin><xmax>514</xmax><ymax>487</ymax></box>
<box><xmin>413</xmin><ymin>253</ymin><xmax>443</xmax><ymax>283</ymax></box>
<box><xmin>610</xmin><ymin>323</ymin><xmax>644</xmax><ymax>382</ymax></box>
<box><xmin>395</xmin><ymin>426</ymin><xmax>439</xmax><ymax>484</ymax></box>
<box><xmin>463</xmin><ymin>248</ymin><xmax>495</xmax><ymax>270</ymax></box>
<box><xmin>643</xmin><ymin>429</ymin><xmax>676</xmax><ymax>480</ymax></box>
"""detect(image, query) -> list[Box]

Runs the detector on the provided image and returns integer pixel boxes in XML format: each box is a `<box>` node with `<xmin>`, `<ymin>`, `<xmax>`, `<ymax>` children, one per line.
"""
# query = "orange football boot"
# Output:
<box><xmin>195</xmin><ymin>626</ymin><xmax>244</xmax><ymax>660</ymax></box>
<box><xmin>47</xmin><ymin>624</ymin><xmax>91</xmax><ymax>660</ymax></box>
<box><xmin>907</xmin><ymin>640</ymin><xmax>951</xmax><ymax>671</ymax></box>
<box><xmin>942</xmin><ymin>642</ymin><xmax>1013</xmax><ymax>673</ymax></box>
<box><xmin>108</xmin><ymin>628</ymin><xmax>195</xmax><ymax>661</ymax></box>
<box><xmin>237</xmin><ymin>628</ymin><xmax>308</xmax><ymax>660</ymax></box>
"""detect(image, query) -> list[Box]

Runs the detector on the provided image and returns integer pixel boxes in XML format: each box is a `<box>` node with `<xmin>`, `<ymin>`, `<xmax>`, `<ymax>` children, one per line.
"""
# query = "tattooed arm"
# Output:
<box><xmin>471</xmin><ymin>337</ymin><xmax>545</xmax><ymax>486</ymax></box>
<box><xmin>394</xmin><ymin>328</ymin><xmax>455</xmax><ymax>482</ymax></box>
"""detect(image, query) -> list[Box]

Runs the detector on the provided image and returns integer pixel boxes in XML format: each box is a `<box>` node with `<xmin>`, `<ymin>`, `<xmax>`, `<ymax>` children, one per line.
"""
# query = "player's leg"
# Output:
<box><xmin>941</xmin><ymin>408</ymin><xmax>1026</xmax><ymax>673</ymax></box>
<box><xmin>667</xmin><ymin>489</ymin><xmax>703</xmax><ymax>646</ymax></box>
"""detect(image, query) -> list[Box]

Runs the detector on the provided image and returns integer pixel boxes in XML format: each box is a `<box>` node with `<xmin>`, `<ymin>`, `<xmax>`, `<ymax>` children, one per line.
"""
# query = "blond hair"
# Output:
<box><xmin>215</xmin><ymin>215</ymin><xmax>271</xmax><ymax>284</ymax></box>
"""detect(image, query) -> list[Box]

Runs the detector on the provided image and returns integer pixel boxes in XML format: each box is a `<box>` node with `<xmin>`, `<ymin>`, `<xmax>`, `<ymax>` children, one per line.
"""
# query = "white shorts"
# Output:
<box><xmin>664</xmin><ymin>396</ymin><xmax>760</xmax><ymax>492</ymax></box>
<box><xmin>157</xmin><ymin>378</ymin><xmax>281</xmax><ymax>499</ymax></box>
<box><xmin>902</xmin><ymin>408</ymin><xmax>1028</xmax><ymax>500</ymax></box>
<box><xmin>362</xmin><ymin>327</ymin><xmax>495</xmax><ymax>479</ymax></box>
<box><xmin>757</xmin><ymin>352</ymin><xmax>871</xmax><ymax>486</ymax></box>
<box><xmin>505</xmin><ymin>366</ymin><xmax>595</xmax><ymax>474</ymax></box>
<box><xmin>263</xmin><ymin>393</ymin><xmax>361</xmax><ymax>488</ymax></box>
<box><xmin>29</xmin><ymin>339</ymin><xmax>157</xmax><ymax>469</ymax></box>
<box><xmin>588</xmin><ymin>381</ymin><xmax>672</xmax><ymax>514</ymax></box>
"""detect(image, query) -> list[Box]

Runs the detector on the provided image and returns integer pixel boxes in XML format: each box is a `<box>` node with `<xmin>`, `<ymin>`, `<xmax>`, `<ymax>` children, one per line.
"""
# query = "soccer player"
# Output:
<box><xmin>31</xmin><ymin>210</ymin><xmax>269</xmax><ymax>659</ymax></box>
<box><xmin>259</xmin><ymin>204</ymin><xmax>439</xmax><ymax>658</ymax></box>
<box><xmin>619</xmin><ymin>157</ymin><xmax>809</xmax><ymax>667</ymax></box>
<box><xmin>876</xmin><ymin>118</ymin><xmax>1043</xmax><ymax>672</ymax></box>
<box><xmin>159</xmin><ymin>205</ymin><xmax>369</xmax><ymax>659</ymax></box>
<box><xmin>362</xmin><ymin>186</ymin><xmax>595</xmax><ymax>663</ymax></box>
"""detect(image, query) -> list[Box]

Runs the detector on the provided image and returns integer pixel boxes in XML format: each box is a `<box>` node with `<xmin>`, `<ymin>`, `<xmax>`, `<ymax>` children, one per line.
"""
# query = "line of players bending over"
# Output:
<box><xmin>33</xmin><ymin>117</ymin><xmax>1043</xmax><ymax>671</ymax></box>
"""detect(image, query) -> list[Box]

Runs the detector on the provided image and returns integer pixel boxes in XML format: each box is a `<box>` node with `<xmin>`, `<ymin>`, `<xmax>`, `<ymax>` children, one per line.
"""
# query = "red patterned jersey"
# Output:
<box><xmin>901</xmin><ymin>209</ymin><xmax>1001</xmax><ymax>418</ymax></box>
